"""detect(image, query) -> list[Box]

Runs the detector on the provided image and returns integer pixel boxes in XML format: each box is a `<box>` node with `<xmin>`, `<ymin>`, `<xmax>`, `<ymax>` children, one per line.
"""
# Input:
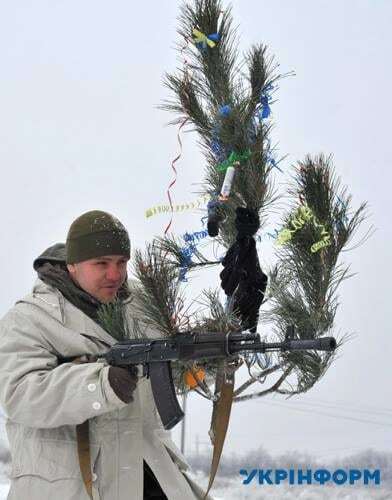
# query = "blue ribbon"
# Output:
<box><xmin>267</xmin><ymin>154</ymin><xmax>283</xmax><ymax>173</ymax></box>
<box><xmin>183</xmin><ymin>229</ymin><xmax>208</xmax><ymax>243</ymax></box>
<box><xmin>259</xmin><ymin>84</ymin><xmax>274</xmax><ymax>120</ymax></box>
<box><xmin>211</xmin><ymin>104</ymin><xmax>232</xmax><ymax>162</ymax></box>
<box><xmin>211</xmin><ymin>137</ymin><xmax>226</xmax><ymax>162</ymax></box>
<box><xmin>178</xmin><ymin>244</ymin><xmax>196</xmax><ymax>282</ymax></box>
<box><xmin>196</xmin><ymin>32</ymin><xmax>220</xmax><ymax>51</ymax></box>
<box><xmin>210</xmin><ymin>103</ymin><xmax>237</xmax><ymax>163</ymax></box>
<box><xmin>211</xmin><ymin>125</ymin><xmax>227</xmax><ymax>163</ymax></box>
<box><xmin>208</xmin><ymin>33</ymin><xmax>220</xmax><ymax>43</ymax></box>
<box><xmin>265</xmin><ymin>138</ymin><xmax>282</xmax><ymax>173</ymax></box>
<box><xmin>218</xmin><ymin>104</ymin><xmax>231</xmax><ymax>117</ymax></box>
<box><xmin>178</xmin><ymin>226</ymin><xmax>209</xmax><ymax>282</ymax></box>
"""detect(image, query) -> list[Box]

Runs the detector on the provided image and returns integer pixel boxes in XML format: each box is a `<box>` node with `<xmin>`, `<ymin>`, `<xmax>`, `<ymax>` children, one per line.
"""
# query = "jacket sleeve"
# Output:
<box><xmin>0</xmin><ymin>308</ymin><xmax>128</xmax><ymax>428</ymax></box>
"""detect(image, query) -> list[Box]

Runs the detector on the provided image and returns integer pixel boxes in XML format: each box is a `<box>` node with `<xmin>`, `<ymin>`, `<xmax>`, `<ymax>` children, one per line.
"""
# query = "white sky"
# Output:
<box><xmin>0</xmin><ymin>0</ymin><xmax>391</xmax><ymax>464</ymax></box>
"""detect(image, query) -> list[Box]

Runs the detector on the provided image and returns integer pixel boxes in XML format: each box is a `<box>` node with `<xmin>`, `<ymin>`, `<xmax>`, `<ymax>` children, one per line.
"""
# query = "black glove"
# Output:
<box><xmin>108</xmin><ymin>366</ymin><xmax>138</xmax><ymax>404</ymax></box>
<box><xmin>232</xmin><ymin>239</ymin><xmax>268</xmax><ymax>331</ymax></box>
<box><xmin>220</xmin><ymin>207</ymin><xmax>268</xmax><ymax>332</ymax></box>
<box><xmin>207</xmin><ymin>199</ymin><xmax>225</xmax><ymax>237</ymax></box>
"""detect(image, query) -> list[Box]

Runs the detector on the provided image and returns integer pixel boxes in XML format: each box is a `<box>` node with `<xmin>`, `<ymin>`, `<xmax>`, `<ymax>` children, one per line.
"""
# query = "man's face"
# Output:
<box><xmin>67</xmin><ymin>255</ymin><xmax>129</xmax><ymax>303</ymax></box>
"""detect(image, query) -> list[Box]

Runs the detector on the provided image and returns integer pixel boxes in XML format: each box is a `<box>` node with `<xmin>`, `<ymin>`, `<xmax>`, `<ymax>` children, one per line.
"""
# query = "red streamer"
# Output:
<box><xmin>163</xmin><ymin>34</ymin><xmax>192</xmax><ymax>235</ymax></box>
<box><xmin>164</xmin><ymin>117</ymin><xmax>189</xmax><ymax>235</ymax></box>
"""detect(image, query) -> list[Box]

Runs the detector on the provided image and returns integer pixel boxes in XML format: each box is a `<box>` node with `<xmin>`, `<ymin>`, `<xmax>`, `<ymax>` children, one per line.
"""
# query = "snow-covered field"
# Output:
<box><xmin>0</xmin><ymin>484</ymin><xmax>8</xmax><ymax>500</ymax></box>
<box><xmin>0</xmin><ymin>419</ymin><xmax>389</xmax><ymax>499</ymax></box>
<box><xmin>0</xmin><ymin>470</ymin><xmax>389</xmax><ymax>500</ymax></box>
<box><xmin>0</xmin><ymin>461</ymin><xmax>9</xmax><ymax>500</ymax></box>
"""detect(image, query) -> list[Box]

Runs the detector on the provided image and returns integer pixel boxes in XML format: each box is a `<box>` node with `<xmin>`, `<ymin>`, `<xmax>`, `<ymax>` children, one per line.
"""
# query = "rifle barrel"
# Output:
<box><xmin>230</xmin><ymin>336</ymin><xmax>336</xmax><ymax>354</ymax></box>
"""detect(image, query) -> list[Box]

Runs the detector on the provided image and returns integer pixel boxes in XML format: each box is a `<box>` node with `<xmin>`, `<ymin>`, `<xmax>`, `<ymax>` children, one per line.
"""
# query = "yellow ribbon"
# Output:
<box><xmin>276</xmin><ymin>205</ymin><xmax>313</xmax><ymax>245</ymax></box>
<box><xmin>145</xmin><ymin>195</ymin><xmax>209</xmax><ymax>219</ymax></box>
<box><xmin>276</xmin><ymin>228</ymin><xmax>294</xmax><ymax>246</ymax></box>
<box><xmin>192</xmin><ymin>28</ymin><xmax>217</xmax><ymax>48</ymax></box>
<box><xmin>311</xmin><ymin>230</ymin><xmax>331</xmax><ymax>253</ymax></box>
<box><xmin>276</xmin><ymin>204</ymin><xmax>331</xmax><ymax>253</ymax></box>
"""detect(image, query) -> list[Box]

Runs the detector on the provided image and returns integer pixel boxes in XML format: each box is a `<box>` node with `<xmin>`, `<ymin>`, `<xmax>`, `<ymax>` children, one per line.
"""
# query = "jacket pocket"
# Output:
<box><xmin>10</xmin><ymin>437</ymin><xmax>100</xmax><ymax>482</ymax></box>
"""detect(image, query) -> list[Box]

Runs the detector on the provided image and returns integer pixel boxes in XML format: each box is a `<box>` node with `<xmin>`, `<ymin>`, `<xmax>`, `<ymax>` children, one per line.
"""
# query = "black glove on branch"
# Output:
<box><xmin>220</xmin><ymin>207</ymin><xmax>268</xmax><ymax>332</ymax></box>
<box><xmin>108</xmin><ymin>366</ymin><xmax>138</xmax><ymax>404</ymax></box>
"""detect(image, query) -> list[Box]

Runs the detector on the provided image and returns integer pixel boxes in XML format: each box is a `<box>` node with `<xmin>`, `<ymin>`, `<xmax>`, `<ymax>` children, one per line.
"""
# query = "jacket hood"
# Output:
<box><xmin>33</xmin><ymin>243</ymin><xmax>66</xmax><ymax>271</ymax></box>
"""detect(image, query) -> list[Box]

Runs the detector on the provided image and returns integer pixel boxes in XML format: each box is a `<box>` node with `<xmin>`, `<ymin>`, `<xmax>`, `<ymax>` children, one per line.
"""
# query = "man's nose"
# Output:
<box><xmin>106</xmin><ymin>265</ymin><xmax>122</xmax><ymax>282</ymax></box>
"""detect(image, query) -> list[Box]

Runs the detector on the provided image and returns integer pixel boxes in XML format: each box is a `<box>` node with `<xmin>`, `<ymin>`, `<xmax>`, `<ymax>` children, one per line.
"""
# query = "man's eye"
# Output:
<box><xmin>96</xmin><ymin>261</ymin><xmax>126</xmax><ymax>265</ymax></box>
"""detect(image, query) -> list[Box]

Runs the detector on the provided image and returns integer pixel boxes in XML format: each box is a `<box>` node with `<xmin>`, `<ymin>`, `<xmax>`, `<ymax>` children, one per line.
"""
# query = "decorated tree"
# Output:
<box><xmin>100</xmin><ymin>0</ymin><xmax>369</xmax><ymax>493</ymax></box>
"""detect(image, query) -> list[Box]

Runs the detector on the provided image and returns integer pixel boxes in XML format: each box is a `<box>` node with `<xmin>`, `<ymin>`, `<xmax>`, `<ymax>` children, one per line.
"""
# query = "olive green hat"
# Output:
<box><xmin>65</xmin><ymin>210</ymin><xmax>130</xmax><ymax>264</ymax></box>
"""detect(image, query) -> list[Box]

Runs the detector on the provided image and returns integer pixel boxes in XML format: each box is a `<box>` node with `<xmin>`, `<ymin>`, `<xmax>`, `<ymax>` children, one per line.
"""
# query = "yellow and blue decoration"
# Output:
<box><xmin>192</xmin><ymin>28</ymin><xmax>220</xmax><ymax>50</ymax></box>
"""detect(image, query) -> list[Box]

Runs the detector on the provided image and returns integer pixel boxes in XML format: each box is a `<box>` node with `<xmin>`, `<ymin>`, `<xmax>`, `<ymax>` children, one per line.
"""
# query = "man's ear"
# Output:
<box><xmin>66</xmin><ymin>263</ymin><xmax>75</xmax><ymax>275</ymax></box>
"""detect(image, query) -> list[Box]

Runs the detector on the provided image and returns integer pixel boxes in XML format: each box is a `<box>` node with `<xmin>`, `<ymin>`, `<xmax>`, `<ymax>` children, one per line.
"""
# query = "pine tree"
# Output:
<box><xmin>130</xmin><ymin>0</ymin><xmax>369</xmax><ymax>403</ymax></box>
<box><xmin>109</xmin><ymin>8</ymin><xmax>373</xmax><ymax>482</ymax></box>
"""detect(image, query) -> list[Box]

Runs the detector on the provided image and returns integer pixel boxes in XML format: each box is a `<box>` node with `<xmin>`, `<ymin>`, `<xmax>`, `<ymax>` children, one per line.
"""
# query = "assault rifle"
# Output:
<box><xmin>102</xmin><ymin>327</ymin><xmax>336</xmax><ymax>430</ymax></box>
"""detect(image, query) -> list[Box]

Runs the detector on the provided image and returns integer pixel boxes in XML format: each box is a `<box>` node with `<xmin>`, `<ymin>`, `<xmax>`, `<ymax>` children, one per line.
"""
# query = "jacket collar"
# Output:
<box><xmin>26</xmin><ymin>278</ymin><xmax>119</xmax><ymax>347</ymax></box>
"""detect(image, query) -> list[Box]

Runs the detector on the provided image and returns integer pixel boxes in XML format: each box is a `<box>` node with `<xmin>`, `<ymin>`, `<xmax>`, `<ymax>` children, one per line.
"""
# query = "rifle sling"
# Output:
<box><xmin>72</xmin><ymin>356</ymin><xmax>94</xmax><ymax>500</ymax></box>
<box><xmin>203</xmin><ymin>375</ymin><xmax>234</xmax><ymax>500</ymax></box>
<box><xmin>76</xmin><ymin>420</ymin><xmax>93</xmax><ymax>499</ymax></box>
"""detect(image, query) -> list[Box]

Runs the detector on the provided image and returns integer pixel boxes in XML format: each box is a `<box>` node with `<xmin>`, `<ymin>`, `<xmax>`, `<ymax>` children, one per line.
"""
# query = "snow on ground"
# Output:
<box><xmin>0</xmin><ymin>469</ymin><xmax>389</xmax><ymax>499</ymax></box>
<box><xmin>0</xmin><ymin>414</ymin><xmax>388</xmax><ymax>500</ymax></box>
<box><xmin>0</xmin><ymin>483</ymin><xmax>8</xmax><ymax>500</ymax></box>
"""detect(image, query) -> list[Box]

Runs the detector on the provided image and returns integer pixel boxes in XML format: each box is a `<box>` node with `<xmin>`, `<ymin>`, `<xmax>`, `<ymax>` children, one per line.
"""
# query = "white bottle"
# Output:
<box><xmin>219</xmin><ymin>166</ymin><xmax>236</xmax><ymax>200</ymax></box>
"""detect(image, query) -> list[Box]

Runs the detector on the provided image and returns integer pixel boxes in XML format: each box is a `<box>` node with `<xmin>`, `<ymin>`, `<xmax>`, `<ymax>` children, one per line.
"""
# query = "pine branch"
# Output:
<box><xmin>97</xmin><ymin>299</ymin><xmax>131</xmax><ymax>341</ymax></box>
<box><xmin>262</xmin><ymin>155</ymin><xmax>370</xmax><ymax>394</ymax></box>
<box><xmin>160</xmin><ymin>0</ymin><xmax>285</xmax><ymax>247</ymax></box>
<box><xmin>177</xmin><ymin>0</ymin><xmax>239</xmax><ymax>106</ymax></box>
<box><xmin>233</xmin><ymin>363</ymin><xmax>282</xmax><ymax>397</ymax></box>
<box><xmin>233</xmin><ymin>366</ymin><xmax>293</xmax><ymax>402</ymax></box>
<box><xmin>132</xmin><ymin>241</ymin><xmax>182</xmax><ymax>337</ymax></box>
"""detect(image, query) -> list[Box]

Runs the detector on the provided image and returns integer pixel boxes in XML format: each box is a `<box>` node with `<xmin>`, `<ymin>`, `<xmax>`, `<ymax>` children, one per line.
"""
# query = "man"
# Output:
<box><xmin>0</xmin><ymin>210</ymin><xmax>210</xmax><ymax>500</ymax></box>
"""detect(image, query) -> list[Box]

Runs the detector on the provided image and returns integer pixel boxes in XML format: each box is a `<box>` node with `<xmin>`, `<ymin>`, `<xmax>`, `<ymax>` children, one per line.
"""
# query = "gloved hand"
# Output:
<box><xmin>108</xmin><ymin>366</ymin><xmax>138</xmax><ymax>404</ymax></box>
<box><xmin>219</xmin><ymin>207</ymin><xmax>268</xmax><ymax>332</ymax></box>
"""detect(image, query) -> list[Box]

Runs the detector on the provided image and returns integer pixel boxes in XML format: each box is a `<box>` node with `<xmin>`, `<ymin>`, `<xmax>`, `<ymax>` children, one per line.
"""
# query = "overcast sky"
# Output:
<box><xmin>0</xmin><ymin>0</ymin><xmax>391</xmax><ymax>467</ymax></box>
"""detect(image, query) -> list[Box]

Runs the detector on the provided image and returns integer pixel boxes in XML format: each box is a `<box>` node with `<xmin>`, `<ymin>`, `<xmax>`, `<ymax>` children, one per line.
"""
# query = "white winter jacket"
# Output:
<box><xmin>0</xmin><ymin>278</ymin><xmax>210</xmax><ymax>500</ymax></box>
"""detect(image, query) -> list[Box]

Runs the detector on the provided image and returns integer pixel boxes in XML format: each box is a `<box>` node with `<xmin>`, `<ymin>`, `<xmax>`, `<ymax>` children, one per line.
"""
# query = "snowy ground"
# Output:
<box><xmin>0</xmin><ymin>417</ymin><xmax>389</xmax><ymax>499</ymax></box>
<box><xmin>0</xmin><ymin>484</ymin><xmax>8</xmax><ymax>500</ymax></box>
<box><xmin>0</xmin><ymin>470</ymin><xmax>389</xmax><ymax>500</ymax></box>
<box><xmin>0</xmin><ymin>461</ymin><xmax>9</xmax><ymax>500</ymax></box>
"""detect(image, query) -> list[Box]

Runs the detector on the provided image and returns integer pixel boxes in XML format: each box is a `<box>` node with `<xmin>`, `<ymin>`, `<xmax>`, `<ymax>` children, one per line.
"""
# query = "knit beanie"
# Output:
<box><xmin>66</xmin><ymin>210</ymin><xmax>130</xmax><ymax>264</ymax></box>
